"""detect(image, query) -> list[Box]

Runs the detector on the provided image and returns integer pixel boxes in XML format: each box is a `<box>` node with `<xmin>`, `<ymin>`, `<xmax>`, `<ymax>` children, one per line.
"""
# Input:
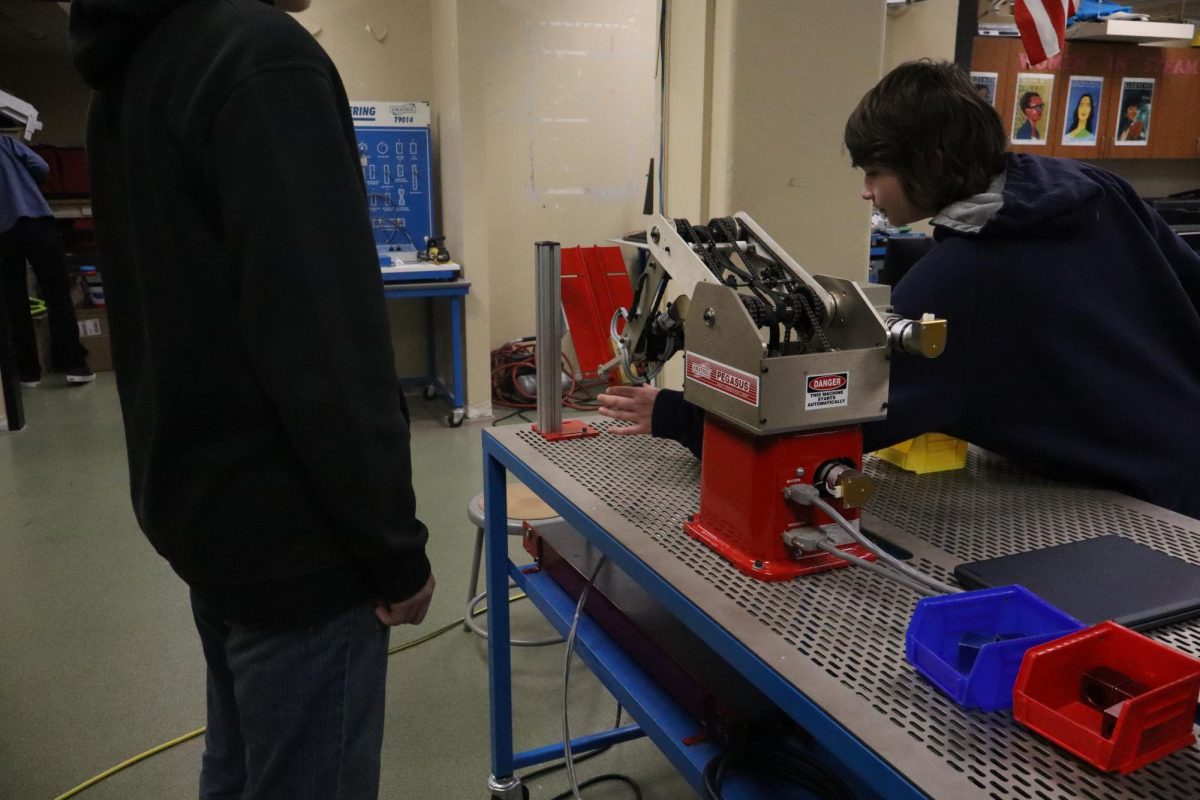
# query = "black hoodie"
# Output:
<box><xmin>70</xmin><ymin>0</ymin><xmax>431</xmax><ymax>625</ymax></box>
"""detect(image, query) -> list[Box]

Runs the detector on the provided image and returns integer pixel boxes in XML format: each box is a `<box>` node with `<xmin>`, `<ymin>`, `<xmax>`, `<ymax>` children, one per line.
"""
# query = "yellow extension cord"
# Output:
<box><xmin>51</xmin><ymin>595</ymin><xmax>526</xmax><ymax>800</ymax></box>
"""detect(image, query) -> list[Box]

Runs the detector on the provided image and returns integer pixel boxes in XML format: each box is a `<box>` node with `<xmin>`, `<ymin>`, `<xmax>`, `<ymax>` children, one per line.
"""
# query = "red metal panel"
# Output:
<box><xmin>55</xmin><ymin>148</ymin><xmax>90</xmax><ymax>197</ymax></box>
<box><xmin>560</xmin><ymin>245</ymin><xmax>632</xmax><ymax>381</ymax></box>
<box><xmin>33</xmin><ymin>146</ymin><xmax>64</xmax><ymax>197</ymax></box>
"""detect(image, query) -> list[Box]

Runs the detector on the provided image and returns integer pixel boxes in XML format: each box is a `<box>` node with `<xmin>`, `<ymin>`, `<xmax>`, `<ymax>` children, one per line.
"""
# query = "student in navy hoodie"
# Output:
<box><xmin>70</xmin><ymin>1</ymin><xmax>435</xmax><ymax>797</ymax></box>
<box><xmin>599</xmin><ymin>60</ymin><xmax>1200</xmax><ymax>521</ymax></box>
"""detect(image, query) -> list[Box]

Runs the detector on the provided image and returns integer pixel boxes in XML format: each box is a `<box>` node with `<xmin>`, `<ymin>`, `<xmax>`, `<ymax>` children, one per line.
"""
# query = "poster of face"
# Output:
<box><xmin>1011</xmin><ymin>73</ymin><xmax>1054</xmax><ymax>145</ymax></box>
<box><xmin>971</xmin><ymin>71</ymin><xmax>999</xmax><ymax>107</ymax></box>
<box><xmin>1061</xmin><ymin>75</ymin><xmax>1103</xmax><ymax>146</ymax></box>
<box><xmin>1114</xmin><ymin>78</ymin><xmax>1155</xmax><ymax>146</ymax></box>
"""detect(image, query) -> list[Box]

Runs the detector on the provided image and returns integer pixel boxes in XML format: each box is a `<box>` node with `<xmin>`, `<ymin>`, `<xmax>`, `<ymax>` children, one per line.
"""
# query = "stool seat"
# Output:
<box><xmin>464</xmin><ymin>482</ymin><xmax>565</xmax><ymax>646</ymax></box>
<box><xmin>467</xmin><ymin>483</ymin><xmax>559</xmax><ymax>533</ymax></box>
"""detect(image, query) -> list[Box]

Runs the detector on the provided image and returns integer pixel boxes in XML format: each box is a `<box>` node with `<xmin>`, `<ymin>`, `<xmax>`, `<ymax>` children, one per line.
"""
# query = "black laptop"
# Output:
<box><xmin>954</xmin><ymin>535</ymin><xmax>1200</xmax><ymax>632</ymax></box>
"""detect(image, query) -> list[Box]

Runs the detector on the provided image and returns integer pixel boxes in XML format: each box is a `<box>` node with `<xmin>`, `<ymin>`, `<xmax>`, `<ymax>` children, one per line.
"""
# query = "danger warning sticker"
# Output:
<box><xmin>805</xmin><ymin>372</ymin><xmax>849</xmax><ymax>410</ymax></box>
<box><xmin>685</xmin><ymin>353</ymin><xmax>759</xmax><ymax>406</ymax></box>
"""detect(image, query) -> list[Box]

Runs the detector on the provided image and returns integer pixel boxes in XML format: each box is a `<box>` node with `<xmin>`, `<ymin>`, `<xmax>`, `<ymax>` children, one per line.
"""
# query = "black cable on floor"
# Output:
<box><xmin>703</xmin><ymin>742</ymin><xmax>856</xmax><ymax>800</ymax></box>
<box><xmin>519</xmin><ymin>704</ymin><xmax>624</xmax><ymax>783</ymax></box>
<box><xmin>548</xmin><ymin>774</ymin><xmax>643</xmax><ymax>800</ymax></box>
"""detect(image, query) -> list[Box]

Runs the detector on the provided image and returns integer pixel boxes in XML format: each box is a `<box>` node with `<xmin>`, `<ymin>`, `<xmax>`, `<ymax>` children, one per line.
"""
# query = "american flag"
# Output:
<box><xmin>1014</xmin><ymin>0</ymin><xmax>1079</xmax><ymax>66</ymax></box>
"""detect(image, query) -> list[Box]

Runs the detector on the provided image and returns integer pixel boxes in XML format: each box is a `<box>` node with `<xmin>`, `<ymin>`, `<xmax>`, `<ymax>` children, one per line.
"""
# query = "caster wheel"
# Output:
<box><xmin>423</xmin><ymin>383</ymin><xmax>438</xmax><ymax>400</ymax></box>
<box><xmin>489</xmin><ymin>788</ymin><xmax>529</xmax><ymax>800</ymax></box>
<box><xmin>448</xmin><ymin>408</ymin><xmax>465</xmax><ymax>427</ymax></box>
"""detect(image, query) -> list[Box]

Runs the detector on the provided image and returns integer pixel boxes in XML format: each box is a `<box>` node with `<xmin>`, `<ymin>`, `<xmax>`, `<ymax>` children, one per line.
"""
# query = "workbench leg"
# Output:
<box><xmin>450</xmin><ymin>294</ymin><xmax>465</xmax><ymax>412</ymax></box>
<box><xmin>424</xmin><ymin>297</ymin><xmax>436</xmax><ymax>393</ymax></box>
<box><xmin>485</xmin><ymin>453</ymin><xmax>519</xmax><ymax>796</ymax></box>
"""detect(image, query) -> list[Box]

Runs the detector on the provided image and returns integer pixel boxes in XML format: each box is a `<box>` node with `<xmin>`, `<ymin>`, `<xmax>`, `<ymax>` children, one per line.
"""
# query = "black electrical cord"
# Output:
<box><xmin>490</xmin><ymin>340</ymin><xmax>596</xmax><ymax>411</ymax></box>
<box><xmin>548</xmin><ymin>774</ymin><xmax>643</xmax><ymax>800</ymax></box>
<box><xmin>702</xmin><ymin>742</ymin><xmax>857</xmax><ymax>800</ymax></box>
<box><xmin>518</xmin><ymin>704</ymin><xmax>625</xmax><ymax>784</ymax></box>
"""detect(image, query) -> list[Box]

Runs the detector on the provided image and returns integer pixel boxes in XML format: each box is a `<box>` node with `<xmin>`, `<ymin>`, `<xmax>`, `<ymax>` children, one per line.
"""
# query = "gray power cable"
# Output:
<box><xmin>815</xmin><ymin>540</ymin><xmax>938</xmax><ymax>596</ymax></box>
<box><xmin>811</xmin><ymin>494</ymin><xmax>962</xmax><ymax>595</ymax></box>
<box><xmin>562</xmin><ymin>555</ymin><xmax>609</xmax><ymax>799</ymax></box>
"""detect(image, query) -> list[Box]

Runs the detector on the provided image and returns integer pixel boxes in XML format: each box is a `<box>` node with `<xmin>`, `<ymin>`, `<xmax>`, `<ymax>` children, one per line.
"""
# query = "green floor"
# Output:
<box><xmin>0</xmin><ymin>375</ymin><xmax>693</xmax><ymax>800</ymax></box>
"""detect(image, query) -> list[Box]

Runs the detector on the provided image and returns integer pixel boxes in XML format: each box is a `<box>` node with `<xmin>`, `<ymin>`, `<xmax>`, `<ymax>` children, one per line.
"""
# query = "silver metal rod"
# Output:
<box><xmin>535</xmin><ymin>241</ymin><xmax>562</xmax><ymax>433</ymax></box>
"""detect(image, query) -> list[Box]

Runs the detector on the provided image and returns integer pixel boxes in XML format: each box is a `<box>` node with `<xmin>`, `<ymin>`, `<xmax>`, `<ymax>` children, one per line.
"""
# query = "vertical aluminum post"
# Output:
<box><xmin>534</xmin><ymin>241</ymin><xmax>562</xmax><ymax>434</ymax></box>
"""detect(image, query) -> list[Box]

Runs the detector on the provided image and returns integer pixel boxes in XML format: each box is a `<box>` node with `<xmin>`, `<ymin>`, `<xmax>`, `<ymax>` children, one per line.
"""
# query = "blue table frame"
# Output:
<box><xmin>481</xmin><ymin>426</ymin><xmax>922</xmax><ymax>800</ymax></box>
<box><xmin>382</xmin><ymin>280</ymin><xmax>469</xmax><ymax>426</ymax></box>
<box><xmin>482</xmin><ymin>424</ymin><xmax>1200</xmax><ymax>800</ymax></box>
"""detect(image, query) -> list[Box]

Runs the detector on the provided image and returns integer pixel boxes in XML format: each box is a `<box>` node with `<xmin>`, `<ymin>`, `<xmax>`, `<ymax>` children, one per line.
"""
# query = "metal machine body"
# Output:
<box><xmin>614</xmin><ymin>213</ymin><xmax>943</xmax><ymax>581</ymax></box>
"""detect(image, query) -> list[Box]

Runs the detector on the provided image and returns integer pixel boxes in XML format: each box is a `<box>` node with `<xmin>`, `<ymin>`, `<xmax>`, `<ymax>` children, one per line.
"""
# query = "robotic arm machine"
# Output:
<box><xmin>0</xmin><ymin>91</ymin><xmax>43</xmax><ymax>140</ymax></box>
<box><xmin>612</xmin><ymin>213</ymin><xmax>946</xmax><ymax>580</ymax></box>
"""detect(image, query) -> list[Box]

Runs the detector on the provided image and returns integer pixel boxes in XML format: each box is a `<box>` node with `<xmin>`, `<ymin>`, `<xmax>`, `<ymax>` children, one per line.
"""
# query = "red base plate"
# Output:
<box><xmin>683</xmin><ymin>518</ymin><xmax>876</xmax><ymax>581</ymax></box>
<box><xmin>532</xmin><ymin>419</ymin><xmax>600</xmax><ymax>441</ymax></box>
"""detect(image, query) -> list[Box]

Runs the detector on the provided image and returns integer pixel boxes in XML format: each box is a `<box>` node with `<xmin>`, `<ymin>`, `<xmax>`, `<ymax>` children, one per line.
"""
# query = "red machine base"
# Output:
<box><xmin>683</xmin><ymin>518</ymin><xmax>876</xmax><ymax>580</ymax></box>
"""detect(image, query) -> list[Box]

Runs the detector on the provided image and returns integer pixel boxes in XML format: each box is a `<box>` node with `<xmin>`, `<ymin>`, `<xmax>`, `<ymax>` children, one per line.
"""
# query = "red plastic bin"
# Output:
<box><xmin>1013</xmin><ymin>621</ymin><xmax>1200</xmax><ymax>774</ymax></box>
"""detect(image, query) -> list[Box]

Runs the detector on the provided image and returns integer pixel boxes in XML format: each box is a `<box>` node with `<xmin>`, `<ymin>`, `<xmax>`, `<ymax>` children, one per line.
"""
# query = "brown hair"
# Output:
<box><xmin>844</xmin><ymin>60</ymin><xmax>1007</xmax><ymax>213</ymax></box>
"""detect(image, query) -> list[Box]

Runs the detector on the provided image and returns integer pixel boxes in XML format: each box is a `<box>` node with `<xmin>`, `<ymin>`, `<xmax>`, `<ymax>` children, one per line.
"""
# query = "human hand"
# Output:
<box><xmin>375</xmin><ymin>574</ymin><xmax>436</xmax><ymax>626</ymax></box>
<box><xmin>596</xmin><ymin>385</ymin><xmax>661</xmax><ymax>436</ymax></box>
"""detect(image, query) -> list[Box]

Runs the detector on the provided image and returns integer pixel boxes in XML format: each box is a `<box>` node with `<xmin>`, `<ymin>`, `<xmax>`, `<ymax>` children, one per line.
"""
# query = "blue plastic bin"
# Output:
<box><xmin>906</xmin><ymin>585</ymin><xmax>1084</xmax><ymax>711</ymax></box>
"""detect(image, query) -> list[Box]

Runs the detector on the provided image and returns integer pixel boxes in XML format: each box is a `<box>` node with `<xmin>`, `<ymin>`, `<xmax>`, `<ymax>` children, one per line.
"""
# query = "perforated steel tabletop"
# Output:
<box><xmin>486</xmin><ymin>419</ymin><xmax>1200</xmax><ymax>800</ymax></box>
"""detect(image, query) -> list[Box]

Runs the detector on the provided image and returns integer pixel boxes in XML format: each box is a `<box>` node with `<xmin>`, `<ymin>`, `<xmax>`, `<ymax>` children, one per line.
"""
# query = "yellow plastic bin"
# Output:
<box><xmin>875</xmin><ymin>433</ymin><xmax>967</xmax><ymax>474</ymax></box>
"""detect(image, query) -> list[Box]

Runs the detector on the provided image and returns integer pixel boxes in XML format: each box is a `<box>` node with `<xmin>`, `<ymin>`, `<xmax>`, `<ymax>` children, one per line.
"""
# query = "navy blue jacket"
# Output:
<box><xmin>654</xmin><ymin>154</ymin><xmax>1200</xmax><ymax>519</ymax></box>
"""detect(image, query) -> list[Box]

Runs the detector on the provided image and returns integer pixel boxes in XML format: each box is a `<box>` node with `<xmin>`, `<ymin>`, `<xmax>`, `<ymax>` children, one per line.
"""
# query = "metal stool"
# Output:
<box><xmin>466</xmin><ymin>483</ymin><xmax>564</xmax><ymax>646</ymax></box>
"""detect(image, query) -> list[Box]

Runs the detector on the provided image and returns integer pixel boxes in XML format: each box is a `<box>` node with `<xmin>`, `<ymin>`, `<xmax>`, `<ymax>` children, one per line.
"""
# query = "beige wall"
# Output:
<box><xmin>653</xmin><ymin>0</ymin><xmax>888</xmax><ymax>392</ymax></box>
<box><xmin>716</xmin><ymin>0</ymin><xmax>886</xmax><ymax>281</ymax></box>
<box><xmin>430</xmin><ymin>2</ymin><xmax>494</xmax><ymax>418</ymax></box>
<box><xmin>884</xmin><ymin>0</ymin><xmax>958</xmax><ymax>71</ymax></box>
<box><xmin>476</xmin><ymin>0</ymin><xmax>658</xmax><ymax>346</ymax></box>
<box><xmin>663</xmin><ymin>0</ymin><xmax>713</xmax><ymax>223</ymax></box>
<box><xmin>432</xmin><ymin>0</ymin><xmax>660</xmax><ymax>416</ymax></box>
<box><xmin>293</xmin><ymin>0</ymin><xmax>433</xmax><ymax>99</ymax></box>
<box><xmin>883</xmin><ymin>0</ymin><xmax>957</xmax><ymax>237</ymax></box>
<box><xmin>289</xmin><ymin>1</ymin><xmax>437</xmax><ymax>381</ymax></box>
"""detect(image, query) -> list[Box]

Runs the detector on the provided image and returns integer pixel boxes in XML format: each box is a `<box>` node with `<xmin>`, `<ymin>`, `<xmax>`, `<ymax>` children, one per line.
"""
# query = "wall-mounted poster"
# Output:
<box><xmin>971</xmin><ymin>71</ymin><xmax>999</xmax><ymax>106</ymax></box>
<box><xmin>1061</xmin><ymin>75</ymin><xmax>1103</xmax><ymax>146</ymax></box>
<box><xmin>1114</xmin><ymin>78</ymin><xmax>1155</xmax><ymax>146</ymax></box>
<box><xmin>1011</xmin><ymin>73</ymin><xmax>1054</xmax><ymax>145</ymax></box>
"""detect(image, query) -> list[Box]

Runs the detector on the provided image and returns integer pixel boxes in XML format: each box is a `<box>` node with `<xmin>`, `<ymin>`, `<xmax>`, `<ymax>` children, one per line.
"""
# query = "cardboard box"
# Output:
<box><xmin>34</xmin><ymin>304</ymin><xmax>112</xmax><ymax>373</ymax></box>
<box><xmin>75</xmin><ymin>306</ymin><xmax>112</xmax><ymax>372</ymax></box>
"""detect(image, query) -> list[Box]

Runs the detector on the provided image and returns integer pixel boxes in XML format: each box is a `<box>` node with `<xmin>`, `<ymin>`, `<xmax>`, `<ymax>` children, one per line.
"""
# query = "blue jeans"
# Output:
<box><xmin>190</xmin><ymin>592</ymin><xmax>389</xmax><ymax>800</ymax></box>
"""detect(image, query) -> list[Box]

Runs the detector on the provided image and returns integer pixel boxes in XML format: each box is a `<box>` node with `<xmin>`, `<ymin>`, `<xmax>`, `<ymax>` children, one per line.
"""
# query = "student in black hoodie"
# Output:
<box><xmin>600</xmin><ymin>61</ymin><xmax>1200</xmax><ymax>520</ymax></box>
<box><xmin>69</xmin><ymin>1</ymin><xmax>434</xmax><ymax>796</ymax></box>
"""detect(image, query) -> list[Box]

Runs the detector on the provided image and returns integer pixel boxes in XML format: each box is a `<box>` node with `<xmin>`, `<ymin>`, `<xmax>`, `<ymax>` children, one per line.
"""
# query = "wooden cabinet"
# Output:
<box><xmin>1098</xmin><ymin>47</ymin><xmax>1163</xmax><ymax>160</ymax></box>
<box><xmin>971</xmin><ymin>37</ymin><xmax>1020</xmax><ymax>123</ymax></box>
<box><xmin>971</xmin><ymin>37</ymin><xmax>1197</xmax><ymax>160</ymax></box>
<box><xmin>1046</xmin><ymin>42</ymin><xmax>1118</xmax><ymax>160</ymax></box>
<box><xmin>1152</xmin><ymin>47</ymin><xmax>1200</xmax><ymax>159</ymax></box>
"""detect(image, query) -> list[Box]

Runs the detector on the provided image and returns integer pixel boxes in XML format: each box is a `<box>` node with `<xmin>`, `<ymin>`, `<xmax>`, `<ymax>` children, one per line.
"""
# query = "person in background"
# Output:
<box><xmin>1065</xmin><ymin>92</ymin><xmax>1095</xmax><ymax>141</ymax></box>
<box><xmin>0</xmin><ymin>131</ymin><xmax>94</xmax><ymax>387</ymax></box>
<box><xmin>600</xmin><ymin>60</ymin><xmax>1200</xmax><ymax>521</ymax></box>
<box><xmin>1118</xmin><ymin>100</ymin><xmax>1147</xmax><ymax>141</ymax></box>
<box><xmin>1014</xmin><ymin>90</ymin><xmax>1044</xmax><ymax>140</ymax></box>
<box><xmin>70</xmin><ymin>0</ymin><xmax>435</xmax><ymax>797</ymax></box>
